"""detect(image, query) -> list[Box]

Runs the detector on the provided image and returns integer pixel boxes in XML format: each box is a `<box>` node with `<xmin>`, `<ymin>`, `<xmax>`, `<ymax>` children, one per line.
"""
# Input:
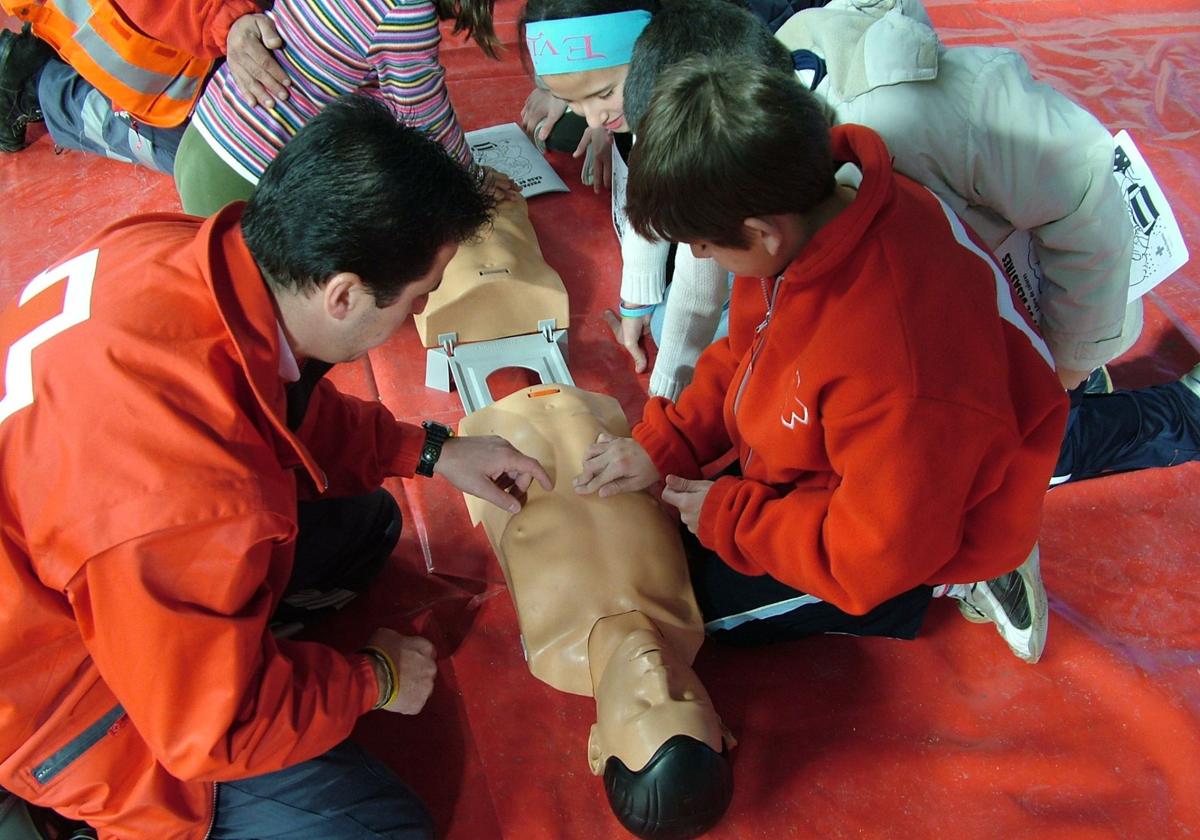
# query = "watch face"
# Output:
<box><xmin>422</xmin><ymin>443</ymin><xmax>439</xmax><ymax>460</ymax></box>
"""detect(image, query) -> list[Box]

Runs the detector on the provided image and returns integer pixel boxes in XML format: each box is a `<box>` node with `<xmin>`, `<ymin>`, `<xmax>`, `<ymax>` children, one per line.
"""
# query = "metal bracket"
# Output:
<box><xmin>437</xmin><ymin>332</ymin><xmax>458</xmax><ymax>356</ymax></box>
<box><xmin>424</xmin><ymin>328</ymin><xmax>574</xmax><ymax>414</ymax></box>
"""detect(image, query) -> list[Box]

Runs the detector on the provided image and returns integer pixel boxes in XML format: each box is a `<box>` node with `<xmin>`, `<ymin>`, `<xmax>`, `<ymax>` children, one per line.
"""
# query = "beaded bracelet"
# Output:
<box><xmin>618</xmin><ymin>303</ymin><xmax>656</xmax><ymax>319</ymax></box>
<box><xmin>360</xmin><ymin>646</ymin><xmax>399</xmax><ymax>710</ymax></box>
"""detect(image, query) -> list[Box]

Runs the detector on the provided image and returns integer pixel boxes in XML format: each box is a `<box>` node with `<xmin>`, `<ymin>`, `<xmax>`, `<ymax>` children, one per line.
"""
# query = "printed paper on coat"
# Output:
<box><xmin>995</xmin><ymin>129</ymin><xmax>1189</xmax><ymax>324</ymax></box>
<box><xmin>466</xmin><ymin>123</ymin><xmax>569</xmax><ymax>198</ymax></box>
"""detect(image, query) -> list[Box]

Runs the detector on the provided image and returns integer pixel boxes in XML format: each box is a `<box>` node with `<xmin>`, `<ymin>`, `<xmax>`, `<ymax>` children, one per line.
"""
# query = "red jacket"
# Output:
<box><xmin>635</xmin><ymin>125</ymin><xmax>1069</xmax><ymax>615</ymax></box>
<box><xmin>0</xmin><ymin>206</ymin><xmax>425</xmax><ymax>838</ymax></box>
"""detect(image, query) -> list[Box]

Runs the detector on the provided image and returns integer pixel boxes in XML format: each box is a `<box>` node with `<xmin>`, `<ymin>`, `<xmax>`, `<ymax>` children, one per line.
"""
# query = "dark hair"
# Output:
<box><xmin>623</xmin><ymin>0</ymin><xmax>794</xmax><ymax>134</ymax></box>
<box><xmin>242</xmin><ymin>95</ymin><xmax>494</xmax><ymax>307</ymax></box>
<box><xmin>626</xmin><ymin>58</ymin><xmax>835</xmax><ymax>247</ymax></box>
<box><xmin>603</xmin><ymin>735</ymin><xmax>733</xmax><ymax>840</ymax></box>
<box><xmin>518</xmin><ymin>0</ymin><xmax>662</xmax><ymax>75</ymax></box>
<box><xmin>435</xmin><ymin>0</ymin><xmax>502</xmax><ymax>59</ymax></box>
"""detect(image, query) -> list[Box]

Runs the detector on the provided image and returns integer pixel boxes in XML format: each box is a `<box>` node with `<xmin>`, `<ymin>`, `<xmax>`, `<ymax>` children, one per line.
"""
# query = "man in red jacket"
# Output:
<box><xmin>575</xmin><ymin>60</ymin><xmax>1069</xmax><ymax>665</ymax></box>
<box><xmin>0</xmin><ymin>95</ymin><xmax>550</xmax><ymax>839</ymax></box>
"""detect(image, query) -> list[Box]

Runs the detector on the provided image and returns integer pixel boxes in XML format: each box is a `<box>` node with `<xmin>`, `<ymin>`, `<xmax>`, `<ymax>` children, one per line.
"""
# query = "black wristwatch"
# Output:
<box><xmin>416</xmin><ymin>421</ymin><xmax>454</xmax><ymax>477</ymax></box>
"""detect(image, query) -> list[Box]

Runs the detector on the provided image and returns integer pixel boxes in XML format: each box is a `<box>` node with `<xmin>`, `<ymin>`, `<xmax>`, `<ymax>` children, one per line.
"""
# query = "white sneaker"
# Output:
<box><xmin>953</xmin><ymin>547</ymin><xmax>1048</xmax><ymax>664</ymax></box>
<box><xmin>1180</xmin><ymin>363</ymin><xmax>1200</xmax><ymax>400</ymax></box>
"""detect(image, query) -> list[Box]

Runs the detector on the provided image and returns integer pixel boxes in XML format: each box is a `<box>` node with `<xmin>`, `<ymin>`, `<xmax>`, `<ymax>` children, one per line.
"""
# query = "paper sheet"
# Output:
<box><xmin>466</xmin><ymin>123</ymin><xmax>569</xmax><ymax>199</ymax></box>
<box><xmin>995</xmin><ymin>130</ymin><xmax>1189</xmax><ymax>324</ymax></box>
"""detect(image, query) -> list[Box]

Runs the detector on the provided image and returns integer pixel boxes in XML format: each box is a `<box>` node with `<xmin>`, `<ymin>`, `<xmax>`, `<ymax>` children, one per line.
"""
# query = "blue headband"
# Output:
<box><xmin>526</xmin><ymin>10</ymin><xmax>652</xmax><ymax>76</ymax></box>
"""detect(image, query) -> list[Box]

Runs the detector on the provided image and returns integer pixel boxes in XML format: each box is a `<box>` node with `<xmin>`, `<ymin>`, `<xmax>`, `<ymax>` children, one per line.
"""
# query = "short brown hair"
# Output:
<box><xmin>626</xmin><ymin>58</ymin><xmax>836</xmax><ymax>248</ymax></box>
<box><xmin>623</xmin><ymin>0</ymin><xmax>794</xmax><ymax>134</ymax></box>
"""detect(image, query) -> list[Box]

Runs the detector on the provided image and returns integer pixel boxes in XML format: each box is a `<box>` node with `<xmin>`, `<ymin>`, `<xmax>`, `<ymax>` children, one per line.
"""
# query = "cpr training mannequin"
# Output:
<box><xmin>413</xmin><ymin>194</ymin><xmax>569</xmax><ymax>347</ymax></box>
<box><xmin>459</xmin><ymin>385</ymin><xmax>734</xmax><ymax>840</ymax></box>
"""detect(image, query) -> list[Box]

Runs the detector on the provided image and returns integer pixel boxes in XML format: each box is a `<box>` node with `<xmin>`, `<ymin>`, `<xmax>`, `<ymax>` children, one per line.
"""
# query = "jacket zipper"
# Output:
<box><xmin>732</xmin><ymin>275</ymin><xmax>784</xmax><ymax>470</ymax></box>
<box><xmin>201</xmin><ymin>782</ymin><xmax>218</xmax><ymax>840</ymax></box>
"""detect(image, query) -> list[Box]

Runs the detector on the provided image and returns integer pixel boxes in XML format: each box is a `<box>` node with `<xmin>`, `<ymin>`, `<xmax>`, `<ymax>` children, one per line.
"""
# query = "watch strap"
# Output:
<box><xmin>416</xmin><ymin>421</ymin><xmax>453</xmax><ymax>477</ymax></box>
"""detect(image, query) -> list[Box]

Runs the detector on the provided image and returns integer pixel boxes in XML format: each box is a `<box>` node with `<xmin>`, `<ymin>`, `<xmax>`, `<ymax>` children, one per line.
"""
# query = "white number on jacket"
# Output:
<box><xmin>0</xmin><ymin>249</ymin><xmax>99</xmax><ymax>425</ymax></box>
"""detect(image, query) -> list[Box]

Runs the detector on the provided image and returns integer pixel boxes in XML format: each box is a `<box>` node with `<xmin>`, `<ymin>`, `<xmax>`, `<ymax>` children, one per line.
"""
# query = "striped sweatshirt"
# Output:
<box><xmin>193</xmin><ymin>0</ymin><xmax>472</xmax><ymax>183</ymax></box>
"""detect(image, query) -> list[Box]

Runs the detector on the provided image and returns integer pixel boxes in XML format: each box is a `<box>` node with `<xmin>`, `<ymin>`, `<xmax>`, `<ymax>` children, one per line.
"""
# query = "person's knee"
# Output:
<box><xmin>355</xmin><ymin>488</ymin><xmax>402</xmax><ymax>589</ymax></box>
<box><xmin>214</xmin><ymin>741</ymin><xmax>433</xmax><ymax>839</ymax></box>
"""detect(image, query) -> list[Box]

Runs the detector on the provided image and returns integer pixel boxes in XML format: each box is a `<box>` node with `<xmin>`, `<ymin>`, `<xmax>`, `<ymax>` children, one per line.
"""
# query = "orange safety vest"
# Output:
<box><xmin>2</xmin><ymin>0</ymin><xmax>213</xmax><ymax>127</ymax></box>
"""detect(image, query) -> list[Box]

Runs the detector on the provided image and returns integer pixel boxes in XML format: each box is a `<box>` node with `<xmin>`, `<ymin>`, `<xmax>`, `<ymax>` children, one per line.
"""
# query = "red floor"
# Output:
<box><xmin>2</xmin><ymin>1</ymin><xmax>1199</xmax><ymax>837</ymax></box>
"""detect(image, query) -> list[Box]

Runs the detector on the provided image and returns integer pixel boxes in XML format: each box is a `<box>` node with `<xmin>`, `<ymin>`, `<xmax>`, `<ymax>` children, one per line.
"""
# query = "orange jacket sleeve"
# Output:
<box><xmin>118</xmin><ymin>0</ymin><xmax>262</xmax><ymax>58</ymax></box>
<box><xmin>69</xmin><ymin>514</ymin><xmax>380</xmax><ymax>782</ymax></box>
<box><xmin>635</xmin><ymin>337</ymin><xmax>741</xmax><ymax>478</ymax></box>
<box><xmin>294</xmin><ymin>379</ymin><xmax>426</xmax><ymax>498</ymax></box>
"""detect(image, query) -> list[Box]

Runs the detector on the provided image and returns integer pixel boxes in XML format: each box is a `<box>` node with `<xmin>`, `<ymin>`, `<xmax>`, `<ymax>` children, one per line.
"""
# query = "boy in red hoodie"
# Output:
<box><xmin>574</xmin><ymin>58</ymin><xmax>1069</xmax><ymax>663</ymax></box>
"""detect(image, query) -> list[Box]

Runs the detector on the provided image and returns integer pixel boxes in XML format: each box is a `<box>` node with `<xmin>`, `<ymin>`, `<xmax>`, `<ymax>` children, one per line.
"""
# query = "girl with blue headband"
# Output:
<box><xmin>520</xmin><ymin>0</ymin><xmax>732</xmax><ymax>403</ymax></box>
<box><xmin>520</xmin><ymin>0</ymin><xmax>799</xmax><ymax>402</ymax></box>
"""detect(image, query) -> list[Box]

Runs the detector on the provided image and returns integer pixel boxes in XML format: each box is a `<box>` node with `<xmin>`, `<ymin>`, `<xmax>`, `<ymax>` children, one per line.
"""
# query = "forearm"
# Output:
<box><xmin>619</xmin><ymin>226</ymin><xmax>670</xmax><ymax>306</ymax></box>
<box><xmin>649</xmin><ymin>253</ymin><xmax>727</xmax><ymax>400</ymax></box>
<box><xmin>296</xmin><ymin>380</ymin><xmax>424</xmax><ymax>496</ymax></box>
<box><xmin>1035</xmin><ymin>206</ymin><xmax>1135</xmax><ymax>371</ymax></box>
<box><xmin>636</xmin><ymin>339</ymin><xmax>740</xmax><ymax>476</ymax></box>
<box><xmin>376</xmin><ymin>8</ymin><xmax>473</xmax><ymax>166</ymax></box>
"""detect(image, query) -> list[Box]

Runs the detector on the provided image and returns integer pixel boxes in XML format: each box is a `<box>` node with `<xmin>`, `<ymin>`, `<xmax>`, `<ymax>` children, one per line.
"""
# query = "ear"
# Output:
<box><xmin>742</xmin><ymin>216</ymin><xmax>785</xmax><ymax>257</ymax></box>
<box><xmin>321</xmin><ymin>272</ymin><xmax>365</xmax><ymax>321</ymax></box>
<box><xmin>587</xmin><ymin>723</ymin><xmax>606</xmax><ymax>775</ymax></box>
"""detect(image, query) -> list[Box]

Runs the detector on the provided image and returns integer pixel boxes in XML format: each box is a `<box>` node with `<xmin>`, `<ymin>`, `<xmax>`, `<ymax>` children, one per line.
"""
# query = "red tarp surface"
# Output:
<box><xmin>1</xmin><ymin>0</ymin><xmax>1197</xmax><ymax>837</ymax></box>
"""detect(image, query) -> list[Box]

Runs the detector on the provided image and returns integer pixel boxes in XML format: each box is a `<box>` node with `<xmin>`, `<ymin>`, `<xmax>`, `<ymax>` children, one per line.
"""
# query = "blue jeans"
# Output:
<box><xmin>209</xmin><ymin>741</ymin><xmax>433</xmax><ymax>840</ymax></box>
<box><xmin>36</xmin><ymin>60</ymin><xmax>185</xmax><ymax>174</ymax></box>
<box><xmin>1053</xmin><ymin>378</ymin><xmax>1200</xmax><ymax>484</ymax></box>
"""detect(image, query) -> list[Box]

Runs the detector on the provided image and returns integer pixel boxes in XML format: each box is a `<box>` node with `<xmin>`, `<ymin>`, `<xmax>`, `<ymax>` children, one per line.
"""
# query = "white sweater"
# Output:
<box><xmin>612</xmin><ymin>137</ymin><xmax>727</xmax><ymax>401</ymax></box>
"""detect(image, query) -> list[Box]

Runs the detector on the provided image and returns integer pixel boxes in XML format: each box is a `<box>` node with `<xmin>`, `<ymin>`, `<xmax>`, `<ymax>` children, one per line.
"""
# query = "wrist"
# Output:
<box><xmin>360</xmin><ymin>646</ymin><xmax>398</xmax><ymax>710</ymax></box>
<box><xmin>416</xmin><ymin>421</ymin><xmax>454</xmax><ymax>478</ymax></box>
<box><xmin>619</xmin><ymin>301</ymin><xmax>655</xmax><ymax>319</ymax></box>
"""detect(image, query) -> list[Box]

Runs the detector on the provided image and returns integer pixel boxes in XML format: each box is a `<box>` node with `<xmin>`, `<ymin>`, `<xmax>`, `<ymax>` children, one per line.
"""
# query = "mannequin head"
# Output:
<box><xmin>587</xmin><ymin>613</ymin><xmax>734</xmax><ymax>839</ymax></box>
<box><xmin>603</xmin><ymin>735</ymin><xmax>733</xmax><ymax>840</ymax></box>
<box><xmin>587</xmin><ymin>619</ymin><xmax>727</xmax><ymax>773</ymax></box>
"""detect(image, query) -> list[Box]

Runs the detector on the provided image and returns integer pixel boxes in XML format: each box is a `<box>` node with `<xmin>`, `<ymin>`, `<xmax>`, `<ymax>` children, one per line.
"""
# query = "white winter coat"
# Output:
<box><xmin>776</xmin><ymin>0</ymin><xmax>1139</xmax><ymax>372</ymax></box>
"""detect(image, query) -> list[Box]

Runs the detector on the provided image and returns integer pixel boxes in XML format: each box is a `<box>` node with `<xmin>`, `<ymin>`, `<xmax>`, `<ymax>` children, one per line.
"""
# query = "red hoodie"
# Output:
<box><xmin>0</xmin><ymin>205</ymin><xmax>425</xmax><ymax>838</ymax></box>
<box><xmin>635</xmin><ymin>125</ymin><xmax>1068</xmax><ymax>615</ymax></box>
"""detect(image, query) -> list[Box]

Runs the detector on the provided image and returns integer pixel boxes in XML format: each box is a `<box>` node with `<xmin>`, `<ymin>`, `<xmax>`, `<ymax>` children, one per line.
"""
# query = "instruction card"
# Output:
<box><xmin>996</xmin><ymin>130</ymin><xmax>1190</xmax><ymax>324</ymax></box>
<box><xmin>466</xmin><ymin>122</ymin><xmax>569</xmax><ymax>198</ymax></box>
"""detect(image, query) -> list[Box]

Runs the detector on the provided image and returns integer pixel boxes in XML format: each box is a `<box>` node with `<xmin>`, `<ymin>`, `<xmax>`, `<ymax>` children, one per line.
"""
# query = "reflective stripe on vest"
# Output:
<box><xmin>2</xmin><ymin>0</ymin><xmax>213</xmax><ymax>127</ymax></box>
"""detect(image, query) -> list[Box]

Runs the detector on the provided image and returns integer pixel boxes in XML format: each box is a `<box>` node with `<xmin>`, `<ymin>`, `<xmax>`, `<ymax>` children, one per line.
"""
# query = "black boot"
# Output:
<box><xmin>0</xmin><ymin>24</ymin><xmax>54</xmax><ymax>152</ymax></box>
